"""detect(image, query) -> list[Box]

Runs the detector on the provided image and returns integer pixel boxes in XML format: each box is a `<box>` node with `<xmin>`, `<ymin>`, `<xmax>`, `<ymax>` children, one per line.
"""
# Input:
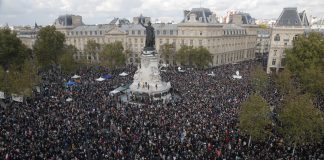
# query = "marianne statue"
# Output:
<box><xmin>139</xmin><ymin>19</ymin><xmax>155</xmax><ymax>50</ymax></box>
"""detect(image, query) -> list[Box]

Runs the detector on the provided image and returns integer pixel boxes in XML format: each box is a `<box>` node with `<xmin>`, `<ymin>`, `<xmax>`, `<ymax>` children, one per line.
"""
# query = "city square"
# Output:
<box><xmin>0</xmin><ymin>0</ymin><xmax>324</xmax><ymax>159</ymax></box>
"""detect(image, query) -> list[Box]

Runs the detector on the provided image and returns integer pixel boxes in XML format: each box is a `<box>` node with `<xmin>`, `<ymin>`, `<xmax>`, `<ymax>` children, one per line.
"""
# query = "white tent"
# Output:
<box><xmin>12</xmin><ymin>94</ymin><xmax>23</xmax><ymax>102</ymax></box>
<box><xmin>232</xmin><ymin>70</ymin><xmax>242</xmax><ymax>79</ymax></box>
<box><xmin>0</xmin><ymin>91</ymin><xmax>5</xmax><ymax>99</ymax></box>
<box><xmin>109</xmin><ymin>90</ymin><xmax>120</xmax><ymax>95</ymax></box>
<box><xmin>66</xmin><ymin>97</ymin><xmax>73</xmax><ymax>102</ymax></box>
<box><xmin>119</xmin><ymin>72</ymin><xmax>128</xmax><ymax>76</ymax></box>
<box><xmin>208</xmin><ymin>71</ymin><xmax>215</xmax><ymax>76</ymax></box>
<box><xmin>95</xmin><ymin>77</ymin><xmax>105</xmax><ymax>82</ymax></box>
<box><xmin>71</xmin><ymin>74</ymin><xmax>81</xmax><ymax>79</ymax></box>
<box><xmin>178</xmin><ymin>67</ymin><xmax>185</xmax><ymax>72</ymax></box>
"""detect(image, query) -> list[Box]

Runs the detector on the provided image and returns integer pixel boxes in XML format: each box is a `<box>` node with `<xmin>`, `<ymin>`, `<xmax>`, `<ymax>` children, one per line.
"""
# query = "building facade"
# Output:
<box><xmin>16</xmin><ymin>8</ymin><xmax>259</xmax><ymax>67</ymax></box>
<box><xmin>266</xmin><ymin>8</ymin><xmax>310</xmax><ymax>73</ymax></box>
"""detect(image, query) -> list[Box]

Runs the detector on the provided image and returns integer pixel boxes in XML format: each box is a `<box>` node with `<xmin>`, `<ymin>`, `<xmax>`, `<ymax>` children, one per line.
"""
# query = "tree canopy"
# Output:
<box><xmin>285</xmin><ymin>32</ymin><xmax>324</xmax><ymax>94</ymax></box>
<box><xmin>175</xmin><ymin>45</ymin><xmax>212</xmax><ymax>68</ymax></box>
<box><xmin>0</xmin><ymin>28</ymin><xmax>29</xmax><ymax>69</ymax></box>
<box><xmin>33</xmin><ymin>26</ymin><xmax>65</xmax><ymax>68</ymax></box>
<box><xmin>239</xmin><ymin>93</ymin><xmax>272</xmax><ymax>141</ymax></box>
<box><xmin>277</xmin><ymin>93</ymin><xmax>324</xmax><ymax>146</ymax></box>
<box><xmin>59</xmin><ymin>45</ymin><xmax>79</xmax><ymax>73</ymax></box>
<box><xmin>250</xmin><ymin>65</ymin><xmax>268</xmax><ymax>93</ymax></box>
<box><xmin>99</xmin><ymin>41</ymin><xmax>126</xmax><ymax>68</ymax></box>
<box><xmin>83</xmin><ymin>39</ymin><xmax>101</xmax><ymax>64</ymax></box>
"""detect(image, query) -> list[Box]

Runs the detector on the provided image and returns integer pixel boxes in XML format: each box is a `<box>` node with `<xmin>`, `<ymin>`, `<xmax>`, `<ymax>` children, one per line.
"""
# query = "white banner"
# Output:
<box><xmin>12</xmin><ymin>94</ymin><xmax>24</xmax><ymax>102</ymax></box>
<box><xmin>0</xmin><ymin>91</ymin><xmax>5</xmax><ymax>99</ymax></box>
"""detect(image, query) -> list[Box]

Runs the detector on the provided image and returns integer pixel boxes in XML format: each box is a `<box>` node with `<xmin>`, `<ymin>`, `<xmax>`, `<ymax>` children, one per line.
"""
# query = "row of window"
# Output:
<box><xmin>126</xmin><ymin>30</ymin><xmax>178</xmax><ymax>36</ymax></box>
<box><xmin>224</xmin><ymin>29</ymin><xmax>247</xmax><ymax>36</ymax></box>
<box><xmin>68</xmin><ymin>30</ymin><xmax>103</xmax><ymax>36</ymax></box>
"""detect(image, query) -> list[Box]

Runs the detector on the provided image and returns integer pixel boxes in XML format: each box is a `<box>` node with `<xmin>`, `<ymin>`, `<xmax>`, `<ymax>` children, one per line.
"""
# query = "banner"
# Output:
<box><xmin>12</xmin><ymin>94</ymin><xmax>24</xmax><ymax>102</ymax></box>
<box><xmin>0</xmin><ymin>91</ymin><xmax>5</xmax><ymax>99</ymax></box>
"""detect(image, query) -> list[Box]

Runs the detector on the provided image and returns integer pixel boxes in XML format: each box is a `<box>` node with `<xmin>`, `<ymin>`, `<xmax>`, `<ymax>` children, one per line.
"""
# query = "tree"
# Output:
<box><xmin>278</xmin><ymin>94</ymin><xmax>324</xmax><ymax>148</ymax></box>
<box><xmin>285</xmin><ymin>32</ymin><xmax>324</xmax><ymax>94</ymax></box>
<box><xmin>175</xmin><ymin>45</ymin><xmax>193</xmax><ymax>65</ymax></box>
<box><xmin>0</xmin><ymin>66</ymin><xmax>7</xmax><ymax>91</ymax></box>
<box><xmin>7</xmin><ymin>60</ymin><xmax>40</xmax><ymax>96</ymax></box>
<box><xmin>0</xmin><ymin>28</ymin><xmax>29</xmax><ymax>69</ymax></box>
<box><xmin>84</xmin><ymin>39</ymin><xmax>101</xmax><ymax>64</ymax></box>
<box><xmin>59</xmin><ymin>45</ymin><xmax>79</xmax><ymax>73</ymax></box>
<box><xmin>192</xmin><ymin>46</ymin><xmax>212</xmax><ymax>69</ymax></box>
<box><xmin>239</xmin><ymin>93</ymin><xmax>272</xmax><ymax>141</ymax></box>
<box><xmin>250</xmin><ymin>65</ymin><xmax>268</xmax><ymax>93</ymax></box>
<box><xmin>274</xmin><ymin>69</ymin><xmax>296</xmax><ymax>95</ymax></box>
<box><xmin>33</xmin><ymin>26</ymin><xmax>65</xmax><ymax>68</ymax></box>
<box><xmin>99</xmin><ymin>41</ymin><xmax>126</xmax><ymax>68</ymax></box>
<box><xmin>160</xmin><ymin>43</ymin><xmax>175</xmax><ymax>64</ymax></box>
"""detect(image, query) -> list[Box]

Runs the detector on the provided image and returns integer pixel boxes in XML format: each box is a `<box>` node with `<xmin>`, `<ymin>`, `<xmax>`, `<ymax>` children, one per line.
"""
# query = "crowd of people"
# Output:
<box><xmin>0</xmin><ymin>60</ymin><xmax>323</xmax><ymax>159</ymax></box>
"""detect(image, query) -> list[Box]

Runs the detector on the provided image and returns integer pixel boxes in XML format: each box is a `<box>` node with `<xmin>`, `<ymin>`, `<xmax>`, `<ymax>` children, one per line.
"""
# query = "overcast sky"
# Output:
<box><xmin>0</xmin><ymin>0</ymin><xmax>323</xmax><ymax>26</ymax></box>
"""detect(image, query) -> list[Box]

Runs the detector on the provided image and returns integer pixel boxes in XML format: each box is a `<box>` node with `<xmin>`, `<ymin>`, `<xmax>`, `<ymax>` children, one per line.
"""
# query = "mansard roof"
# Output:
<box><xmin>276</xmin><ymin>7</ymin><xmax>309</xmax><ymax>27</ymax></box>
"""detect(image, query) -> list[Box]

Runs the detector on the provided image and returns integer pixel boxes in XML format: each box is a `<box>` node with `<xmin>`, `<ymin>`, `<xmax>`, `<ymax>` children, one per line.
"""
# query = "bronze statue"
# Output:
<box><xmin>139</xmin><ymin>19</ymin><xmax>155</xmax><ymax>50</ymax></box>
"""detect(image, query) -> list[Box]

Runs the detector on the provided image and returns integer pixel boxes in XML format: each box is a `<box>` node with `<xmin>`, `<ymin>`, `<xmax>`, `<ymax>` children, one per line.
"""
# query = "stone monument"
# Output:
<box><xmin>129</xmin><ymin>17</ymin><xmax>171</xmax><ymax>102</ymax></box>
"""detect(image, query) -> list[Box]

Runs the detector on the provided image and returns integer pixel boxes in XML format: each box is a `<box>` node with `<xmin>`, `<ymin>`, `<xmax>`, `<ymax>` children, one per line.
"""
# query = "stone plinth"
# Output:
<box><xmin>129</xmin><ymin>50</ymin><xmax>171</xmax><ymax>101</ymax></box>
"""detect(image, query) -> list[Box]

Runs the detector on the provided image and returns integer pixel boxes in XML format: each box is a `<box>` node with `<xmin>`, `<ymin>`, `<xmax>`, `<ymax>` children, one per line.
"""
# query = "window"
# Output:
<box><xmin>274</xmin><ymin>50</ymin><xmax>277</xmax><ymax>56</ymax></box>
<box><xmin>274</xmin><ymin>34</ymin><xmax>280</xmax><ymax>41</ymax></box>
<box><xmin>170</xmin><ymin>30</ymin><xmax>173</xmax><ymax>35</ymax></box>
<box><xmin>190</xmin><ymin>40</ymin><xmax>193</xmax><ymax>46</ymax></box>
<box><xmin>71</xmin><ymin>31</ymin><xmax>74</xmax><ymax>35</ymax></box>
<box><xmin>140</xmin><ymin>38</ymin><xmax>143</xmax><ymax>43</ymax></box>
<box><xmin>163</xmin><ymin>30</ymin><xmax>166</xmax><ymax>35</ymax></box>
<box><xmin>85</xmin><ymin>31</ymin><xmax>87</xmax><ymax>35</ymax></box>
<box><xmin>90</xmin><ymin>31</ymin><xmax>92</xmax><ymax>35</ymax></box>
<box><xmin>132</xmin><ymin>30</ymin><xmax>135</xmax><ymax>35</ymax></box>
<box><xmin>76</xmin><ymin>31</ymin><xmax>79</xmax><ymax>35</ymax></box>
<box><xmin>157</xmin><ymin>30</ymin><xmax>160</xmax><ymax>35</ymax></box>
<box><xmin>138</xmin><ymin>30</ymin><xmax>141</xmax><ymax>35</ymax></box>
<box><xmin>100</xmin><ymin>31</ymin><xmax>102</xmax><ymax>35</ymax></box>
<box><xmin>272</xmin><ymin>58</ymin><xmax>276</xmax><ymax>65</ymax></box>
<box><xmin>94</xmin><ymin>31</ymin><xmax>97</xmax><ymax>35</ymax></box>
<box><xmin>200</xmin><ymin>31</ymin><xmax>202</xmax><ymax>35</ymax></box>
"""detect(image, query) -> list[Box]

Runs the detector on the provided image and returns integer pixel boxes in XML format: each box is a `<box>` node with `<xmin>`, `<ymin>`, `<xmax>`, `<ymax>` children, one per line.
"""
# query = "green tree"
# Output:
<box><xmin>161</xmin><ymin>43</ymin><xmax>175</xmax><ymax>64</ymax></box>
<box><xmin>192</xmin><ymin>46</ymin><xmax>212</xmax><ymax>69</ymax></box>
<box><xmin>274</xmin><ymin>69</ymin><xmax>296</xmax><ymax>95</ymax></box>
<box><xmin>83</xmin><ymin>39</ymin><xmax>101</xmax><ymax>64</ymax></box>
<box><xmin>0</xmin><ymin>66</ymin><xmax>7</xmax><ymax>91</ymax></box>
<box><xmin>59</xmin><ymin>45</ymin><xmax>79</xmax><ymax>73</ymax></box>
<box><xmin>175</xmin><ymin>45</ymin><xmax>194</xmax><ymax>66</ymax></box>
<box><xmin>33</xmin><ymin>26</ymin><xmax>65</xmax><ymax>68</ymax></box>
<box><xmin>285</xmin><ymin>32</ymin><xmax>324</xmax><ymax>94</ymax></box>
<box><xmin>250</xmin><ymin>65</ymin><xmax>268</xmax><ymax>93</ymax></box>
<box><xmin>278</xmin><ymin>94</ymin><xmax>324</xmax><ymax>148</ymax></box>
<box><xmin>0</xmin><ymin>28</ymin><xmax>29</xmax><ymax>69</ymax></box>
<box><xmin>239</xmin><ymin>93</ymin><xmax>272</xmax><ymax>141</ymax></box>
<box><xmin>7</xmin><ymin>60</ymin><xmax>40</xmax><ymax>96</ymax></box>
<box><xmin>99</xmin><ymin>41</ymin><xmax>126</xmax><ymax>68</ymax></box>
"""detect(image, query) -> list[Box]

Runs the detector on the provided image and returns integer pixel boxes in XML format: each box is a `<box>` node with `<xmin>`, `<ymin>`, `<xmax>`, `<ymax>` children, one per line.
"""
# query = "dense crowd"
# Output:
<box><xmin>0</xmin><ymin>61</ymin><xmax>323</xmax><ymax>159</ymax></box>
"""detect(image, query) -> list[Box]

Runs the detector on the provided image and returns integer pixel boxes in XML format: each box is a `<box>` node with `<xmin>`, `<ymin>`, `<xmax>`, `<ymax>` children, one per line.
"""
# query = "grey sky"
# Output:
<box><xmin>0</xmin><ymin>0</ymin><xmax>323</xmax><ymax>26</ymax></box>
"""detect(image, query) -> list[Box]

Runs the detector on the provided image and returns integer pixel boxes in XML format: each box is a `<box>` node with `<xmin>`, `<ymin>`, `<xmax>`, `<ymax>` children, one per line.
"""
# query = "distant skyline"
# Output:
<box><xmin>1</xmin><ymin>0</ymin><xmax>324</xmax><ymax>26</ymax></box>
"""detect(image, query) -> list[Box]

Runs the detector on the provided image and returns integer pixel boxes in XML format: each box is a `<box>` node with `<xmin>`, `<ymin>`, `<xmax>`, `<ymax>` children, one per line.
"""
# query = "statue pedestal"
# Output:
<box><xmin>129</xmin><ymin>50</ymin><xmax>171</xmax><ymax>102</ymax></box>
